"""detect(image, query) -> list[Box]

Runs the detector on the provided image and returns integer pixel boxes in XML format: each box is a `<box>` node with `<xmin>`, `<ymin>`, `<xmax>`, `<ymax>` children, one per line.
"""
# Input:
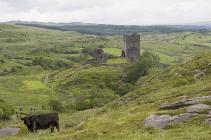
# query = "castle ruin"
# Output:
<box><xmin>121</xmin><ymin>33</ymin><xmax>140</xmax><ymax>60</ymax></box>
<box><xmin>92</xmin><ymin>48</ymin><xmax>106</xmax><ymax>63</ymax></box>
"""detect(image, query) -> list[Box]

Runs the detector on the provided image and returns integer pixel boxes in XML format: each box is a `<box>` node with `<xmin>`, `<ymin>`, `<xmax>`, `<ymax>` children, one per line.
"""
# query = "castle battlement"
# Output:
<box><xmin>123</xmin><ymin>33</ymin><xmax>140</xmax><ymax>42</ymax></box>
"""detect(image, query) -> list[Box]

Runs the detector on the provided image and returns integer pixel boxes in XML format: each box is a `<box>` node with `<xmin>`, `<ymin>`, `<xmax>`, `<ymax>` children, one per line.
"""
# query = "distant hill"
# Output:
<box><xmin>10</xmin><ymin>21</ymin><xmax>211</xmax><ymax>35</ymax></box>
<box><xmin>188</xmin><ymin>21</ymin><xmax>211</xmax><ymax>27</ymax></box>
<box><xmin>6</xmin><ymin>21</ymin><xmax>96</xmax><ymax>26</ymax></box>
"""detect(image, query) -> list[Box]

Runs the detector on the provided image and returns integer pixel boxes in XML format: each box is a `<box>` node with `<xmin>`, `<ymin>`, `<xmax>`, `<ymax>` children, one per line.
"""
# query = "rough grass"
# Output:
<box><xmin>104</xmin><ymin>48</ymin><xmax>122</xmax><ymax>56</ymax></box>
<box><xmin>4</xmin><ymin>52</ymin><xmax>210</xmax><ymax>140</ymax></box>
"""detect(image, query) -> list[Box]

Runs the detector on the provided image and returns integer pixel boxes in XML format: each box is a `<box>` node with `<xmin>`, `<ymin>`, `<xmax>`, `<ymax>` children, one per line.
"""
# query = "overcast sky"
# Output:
<box><xmin>0</xmin><ymin>0</ymin><xmax>211</xmax><ymax>25</ymax></box>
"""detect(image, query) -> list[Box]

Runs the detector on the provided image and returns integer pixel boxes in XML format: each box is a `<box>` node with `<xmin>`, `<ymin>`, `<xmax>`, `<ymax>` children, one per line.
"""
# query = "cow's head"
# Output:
<box><xmin>21</xmin><ymin>116</ymin><xmax>32</xmax><ymax>126</ymax></box>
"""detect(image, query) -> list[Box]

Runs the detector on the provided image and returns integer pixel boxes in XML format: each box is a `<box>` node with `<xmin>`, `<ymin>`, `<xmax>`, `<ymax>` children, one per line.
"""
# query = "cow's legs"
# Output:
<box><xmin>27</xmin><ymin>125</ymin><xmax>32</xmax><ymax>133</ymax></box>
<box><xmin>32</xmin><ymin>121</ymin><xmax>38</xmax><ymax>133</ymax></box>
<box><xmin>30</xmin><ymin>127</ymin><xmax>33</xmax><ymax>133</ymax></box>
<box><xmin>32</xmin><ymin>122</ymin><xmax>35</xmax><ymax>133</ymax></box>
<box><xmin>55</xmin><ymin>122</ymin><xmax>59</xmax><ymax>132</ymax></box>
<box><xmin>51</xmin><ymin>125</ymin><xmax>54</xmax><ymax>133</ymax></box>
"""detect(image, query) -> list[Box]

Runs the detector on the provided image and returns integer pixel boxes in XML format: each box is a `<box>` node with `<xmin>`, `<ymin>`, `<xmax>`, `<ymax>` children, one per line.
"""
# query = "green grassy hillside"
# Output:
<box><xmin>5</xmin><ymin>47</ymin><xmax>211</xmax><ymax>140</ymax></box>
<box><xmin>0</xmin><ymin>24</ymin><xmax>211</xmax><ymax>139</ymax></box>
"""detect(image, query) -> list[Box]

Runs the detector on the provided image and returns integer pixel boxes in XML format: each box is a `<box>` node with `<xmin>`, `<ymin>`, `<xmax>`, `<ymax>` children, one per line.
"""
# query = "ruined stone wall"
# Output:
<box><xmin>92</xmin><ymin>48</ymin><xmax>106</xmax><ymax>63</ymax></box>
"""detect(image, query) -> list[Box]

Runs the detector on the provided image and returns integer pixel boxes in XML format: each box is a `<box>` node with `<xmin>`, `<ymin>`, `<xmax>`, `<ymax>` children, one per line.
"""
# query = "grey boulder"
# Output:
<box><xmin>187</xmin><ymin>104</ymin><xmax>210</xmax><ymax>113</ymax></box>
<box><xmin>144</xmin><ymin>115</ymin><xmax>176</xmax><ymax>129</ymax></box>
<box><xmin>144</xmin><ymin>113</ymin><xmax>195</xmax><ymax>129</ymax></box>
<box><xmin>0</xmin><ymin>127</ymin><xmax>20</xmax><ymax>137</ymax></box>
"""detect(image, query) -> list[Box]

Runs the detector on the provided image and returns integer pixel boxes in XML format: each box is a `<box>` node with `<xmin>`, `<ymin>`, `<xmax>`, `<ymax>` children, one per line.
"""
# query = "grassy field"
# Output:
<box><xmin>0</xmin><ymin>24</ymin><xmax>211</xmax><ymax>139</ymax></box>
<box><xmin>4</xmin><ymin>51</ymin><xmax>211</xmax><ymax>140</ymax></box>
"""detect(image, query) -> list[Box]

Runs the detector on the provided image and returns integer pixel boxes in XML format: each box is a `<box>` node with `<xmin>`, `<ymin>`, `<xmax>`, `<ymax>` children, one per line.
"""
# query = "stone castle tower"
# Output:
<box><xmin>121</xmin><ymin>33</ymin><xmax>140</xmax><ymax>59</ymax></box>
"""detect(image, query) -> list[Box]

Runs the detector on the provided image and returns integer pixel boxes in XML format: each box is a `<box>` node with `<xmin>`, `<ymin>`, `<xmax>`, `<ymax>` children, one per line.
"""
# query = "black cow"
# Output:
<box><xmin>21</xmin><ymin>113</ymin><xmax>59</xmax><ymax>133</ymax></box>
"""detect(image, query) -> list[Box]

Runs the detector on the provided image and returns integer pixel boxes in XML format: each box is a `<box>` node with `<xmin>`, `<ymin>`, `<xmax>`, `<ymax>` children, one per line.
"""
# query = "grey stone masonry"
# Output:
<box><xmin>122</xmin><ymin>33</ymin><xmax>140</xmax><ymax>60</ymax></box>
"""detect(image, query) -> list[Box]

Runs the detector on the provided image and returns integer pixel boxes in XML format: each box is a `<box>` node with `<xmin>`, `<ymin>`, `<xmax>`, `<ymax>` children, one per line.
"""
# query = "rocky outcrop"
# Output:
<box><xmin>144</xmin><ymin>115</ymin><xmax>176</xmax><ymax>129</ymax></box>
<box><xmin>187</xmin><ymin>104</ymin><xmax>210</xmax><ymax>113</ymax></box>
<box><xmin>194</xmin><ymin>71</ymin><xmax>205</xmax><ymax>79</ymax></box>
<box><xmin>174</xmin><ymin>113</ymin><xmax>195</xmax><ymax>122</ymax></box>
<box><xmin>144</xmin><ymin>113</ymin><xmax>194</xmax><ymax>129</ymax></box>
<box><xmin>206</xmin><ymin>111</ymin><xmax>211</xmax><ymax>124</ymax></box>
<box><xmin>159</xmin><ymin>96</ymin><xmax>211</xmax><ymax>110</ymax></box>
<box><xmin>145</xmin><ymin>96</ymin><xmax>211</xmax><ymax>129</ymax></box>
<box><xmin>0</xmin><ymin>127</ymin><xmax>20</xmax><ymax>137</ymax></box>
<box><xmin>159</xmin><ymin>100</ymin><xmax>197</xmax><ymax>110</ymax></box>
<box><xmin>192</xmin><ymin>63</ymin><xmax>211</xmax><ymax>79</ymax></box>
<box><xmin>205</xmin><ymin>118</ymin><xmax>211</xmax><ymax>124</ymax></box>
<box><xmin>207</xmin><ymin>110</ymin><xmax>211</xmax><ymax>118</ymax></box>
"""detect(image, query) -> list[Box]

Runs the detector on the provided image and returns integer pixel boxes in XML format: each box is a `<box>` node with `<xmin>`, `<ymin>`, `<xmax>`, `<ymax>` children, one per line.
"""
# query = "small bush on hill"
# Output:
<box><xmin>115</xmin><ymin>83</ymin><xmax>135</xmax><ymax>96</ymax></box>
<box><xmin>0</xmin><ymin>99</ymin><xmax>14</xmax><ymax>120</ymax></box>
<box><xmin>125</xmin><ymin>51</ymin><xmax>160</xmax><ymax>84</ymax></box>
<box><xmin>72</xmin><ymin>90</ymin><xmax>118</xmax><ymax>111</ymax></box>
<box><xmin>81</xmin><ymin>47</ymin><xmax>94</xmax><ymax>55</ymax></box>
<box><xmin>0</xmin><ymin>59</ymin><xmax>5</xmax><ymax>63</ymax></box>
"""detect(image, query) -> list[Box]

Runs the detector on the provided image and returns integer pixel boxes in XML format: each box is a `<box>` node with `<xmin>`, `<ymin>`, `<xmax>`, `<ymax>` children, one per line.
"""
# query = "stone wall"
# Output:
<box><xmin>122</xmin><ymin>33</ymin><xmax>140</xmax><ymax>59</ymax></box>
<box><xmin>92</xmin><ymin>48</ymin><xmax>106</xmax><ymax>63</ymax></box>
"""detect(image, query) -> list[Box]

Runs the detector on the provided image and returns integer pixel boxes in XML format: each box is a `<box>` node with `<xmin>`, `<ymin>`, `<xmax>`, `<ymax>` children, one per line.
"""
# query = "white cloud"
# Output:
<box><xmin>0</xmin><ymin>0</ymin><xmax>211</xmax><ymax>25</ymax></box>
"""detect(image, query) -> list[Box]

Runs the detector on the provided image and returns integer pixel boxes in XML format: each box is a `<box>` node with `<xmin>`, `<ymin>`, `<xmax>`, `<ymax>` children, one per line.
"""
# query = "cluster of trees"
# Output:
<box><xmin>72</xmin><ymin>90</ymin><xmax>118</xmax><ymax>111</ymax></box>
<box><xmin>125</xmin><ymin>52</ymin><xmax>161</xmax><ymax>84</ymax></box>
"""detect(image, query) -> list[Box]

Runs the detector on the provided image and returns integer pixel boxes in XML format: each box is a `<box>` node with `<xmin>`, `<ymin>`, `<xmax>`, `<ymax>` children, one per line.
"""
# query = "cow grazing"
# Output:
<box><xmin>21</xmin><ymin>113</ymin><xmax>59</xmax><ymax>133</ymax></box>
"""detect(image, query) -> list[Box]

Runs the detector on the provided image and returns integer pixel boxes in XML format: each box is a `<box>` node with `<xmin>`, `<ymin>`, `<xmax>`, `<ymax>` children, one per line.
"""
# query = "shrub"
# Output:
<box><xmin>81</xmin><ymin>47</ymin><xmax>94</xmax><ymax>55</ymax></box>
<box><xmin>0</xmin><ymin>59</ymin><xmax>5</xmax><ymax>63</ymax></box>
<box><xmin>72</xmin><ymin>90</ymin><xmax>118</xmax><ymax>111</ymax></box>
<box><xmin>0</xmin><ymin>99</ymin><xmax>14</xmax><ymax>120</ymax></box>
<box><xmin>125</xmin><ymin>51</ymin><xmax>160</xmax><ymax>84</ymax></box>
<box><xmin>115</xmin><ymin>83</ymin><xmax>135</xmax><ymax>96</ymax></box>
<box><xmin>48</xmin><ymin>100</ymin><xmax>64</xmax><ymax>112</ymax></box>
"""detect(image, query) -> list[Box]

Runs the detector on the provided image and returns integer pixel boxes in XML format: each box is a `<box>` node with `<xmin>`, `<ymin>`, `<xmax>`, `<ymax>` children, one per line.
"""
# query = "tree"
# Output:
<box><xmin>125</xmin><ymin>51</ymin><xmax>160</xmax><ymax>84</ymax></box>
